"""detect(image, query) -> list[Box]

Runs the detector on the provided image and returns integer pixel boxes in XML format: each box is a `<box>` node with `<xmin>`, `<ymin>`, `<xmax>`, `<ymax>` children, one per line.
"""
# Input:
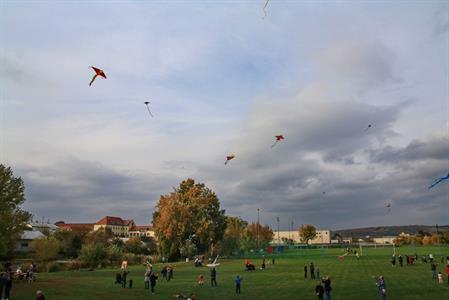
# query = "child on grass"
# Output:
<box><xmin>197</xmin><ymin>274</ymin><xmax>205</xmax><ymax>286</ymax></box>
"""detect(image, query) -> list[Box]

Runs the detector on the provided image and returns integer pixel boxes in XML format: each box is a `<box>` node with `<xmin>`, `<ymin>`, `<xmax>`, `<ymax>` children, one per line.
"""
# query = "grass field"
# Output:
<box><xmin>11</xmin><ymin>246</ymin><xmax>449</xmax><ymax>300</ymax></box>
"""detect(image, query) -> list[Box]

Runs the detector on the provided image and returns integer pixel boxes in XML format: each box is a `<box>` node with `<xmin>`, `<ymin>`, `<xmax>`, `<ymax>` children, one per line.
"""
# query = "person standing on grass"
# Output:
<box><xmin>376</xmin><ymin>276</ymin><xmax>387</xmax><ymax>300</ymax></box>
<box><xmin>391</xmin><ymin>255</ymin><xmax>396</xmax><ymax>267</ymax></box>
<box><xmin>304</xmin><ymin>264</ymin><xmax>308</xmax><ymax>279</ymax></box>
<box><xmin>121</xmin><ymin>269</ymin><xmax>129</xmax><ymax>288</ymax></box>
<box><xmin>316</xmin><ymin>266</ymin><xmax>320</xmax><ymax>279</ymax></box>
<box><xmin>0</xmin><ymin>272</ymin><xmax>5</xmax><ymax>300</ymax></box>
<box><xmin>168</xmin><ymin>265</ymin><xmax>174</xmax><ymax>281</ymax></box>
<box><xmin>322</xmin><ymin>276</ymin><xmax>332</xmax><ymax>300</ymax></box>
<box><xmin>398</xmin><ymin>255</ymin><xmax>403</xmax><ymax>267</ymax></box>
<box><xmin>149</xmin><ymin>271</ymin><xmax>159</xmax><ymax>295</ymax></box>
<box><xmin>431</xmin><ymin>262</ymin><xmax>437</xmax><ymax>279</ymax></box>
<box><xmin>197</xmin><ymin>274</ymin><xmax>205</xmax><ymax>286</ymax></box>
<box><xmin>0</xmin><ymin>271</ymin><xmax>12</xmax><ymax>300</ymax></box>
<box><xmin>161</xmin><ymin>265</ymin><xmax>167</xmax><ymax>281</ymax></box>
<box><xmin>310</xmin><ymin>262</ymin><xmax>315</xmax><ymax>279</ymax></box>
<box><xmin>144</xmin><ymin>267</ymin><xmax>151</xmax><ymax>289</ymax></box>
<box><xmin>315</xmin><ymin>281</ymin><xmax>324</xmax><ymax>300</ymax></box>
<box><xmin>211</xmin><ymin>267</ymin><xmax>217</xmax><ymax>286</ymax></box>
<box><xmin>438</xmin><ymin>272</ymin><xmax>443</xmax><ymax>284</ymax></box>
<box><xmin>235</xmin><ymin>275</ymin><xmax>242</xmax><ymax>294</ymax></box>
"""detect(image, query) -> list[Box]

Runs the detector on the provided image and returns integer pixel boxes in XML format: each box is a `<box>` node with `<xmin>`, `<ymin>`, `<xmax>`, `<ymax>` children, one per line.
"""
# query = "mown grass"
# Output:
<box><xmin>11</xmin><ymin>246</ymin><xmax>449</xmax><ymax>299</ymax></box>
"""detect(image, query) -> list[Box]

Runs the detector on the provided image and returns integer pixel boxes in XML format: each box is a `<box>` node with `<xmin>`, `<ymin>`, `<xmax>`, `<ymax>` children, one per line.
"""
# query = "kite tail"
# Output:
<box><xmin>146</xmin><ymin>106</ymin><xmax>154</xmax><ymax>117</ymax></box>
<box><xmin>263</xmin><ymin>0</ymin><xmax>270</xmax><ymax>18</ymax></box>
<box><xmin>89</xmin><ymin>74</ymin><xmax>97</xmax><ymax>86</ymax></box>
<box><xmin>224</xmin><ymin>160</ymin><xmax>228</xmax><ymax>165</ymax></box>
<box><xmin>271</xmin><ymin>141</ymin><xmax>277</xmax><ymax>148</ymax></box>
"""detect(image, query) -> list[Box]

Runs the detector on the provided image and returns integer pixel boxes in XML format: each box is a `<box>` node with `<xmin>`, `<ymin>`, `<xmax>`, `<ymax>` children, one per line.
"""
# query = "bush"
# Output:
<box><xmin>107</xmin><ymin>244</ymin><xmax>123</xmax><ymax>264</ymax></box>
<box><xmin>80</xmin><ymin>243</ymin><xmax>107</xmax><ymax>268</ymax></box>
<box><xmin>32</xmin><ymin>238</ymin><xmax>60</xmax><ymax>262</ymax></box>
<box><xmin>46</xmin><ymin>261</ymin><xmax>62</xmax><ymax>272</ymax></box>
<box><xmin>66</xmin><ymin>260</ymin><xmax>88</xmax><ymax>271</ymax></box>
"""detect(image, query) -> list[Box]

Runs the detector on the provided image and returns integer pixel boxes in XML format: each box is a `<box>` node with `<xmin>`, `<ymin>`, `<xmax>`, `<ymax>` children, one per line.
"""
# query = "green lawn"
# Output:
<box><xmin>11</xmin><ymin>246</ymin><xmax>449</xmax><ymax>299</ymax></box>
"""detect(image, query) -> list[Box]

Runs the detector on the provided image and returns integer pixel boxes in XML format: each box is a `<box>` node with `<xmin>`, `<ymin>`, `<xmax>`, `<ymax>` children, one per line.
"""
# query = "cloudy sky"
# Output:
<box><xmin>1</xmin><ymin>1</ymin><xmax>448</xmax><ymax>230</ymax></box>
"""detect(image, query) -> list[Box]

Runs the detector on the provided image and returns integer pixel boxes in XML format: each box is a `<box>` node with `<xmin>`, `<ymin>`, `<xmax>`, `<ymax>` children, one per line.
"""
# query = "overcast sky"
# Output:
<box><xmin>1</xmin><ymin>1</ymin><xmax>448</xmax><ymax>230</ymax></box>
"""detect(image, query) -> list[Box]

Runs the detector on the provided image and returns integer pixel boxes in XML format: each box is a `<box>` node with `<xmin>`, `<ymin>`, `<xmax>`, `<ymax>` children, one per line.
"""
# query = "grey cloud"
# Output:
<box><xmin>14</xmin><ymin>158</ymin><xmax>174</xmax><ymax>223</ymax></box>
<box><xmin>322</xmin><ymin>41</ymin><xmax>401</xmax><ymax>93</ymax></box>
<box><xmin>369</xmin><ymin>136</ymin><xmax>449</xmax><ymax>163</ymax></box>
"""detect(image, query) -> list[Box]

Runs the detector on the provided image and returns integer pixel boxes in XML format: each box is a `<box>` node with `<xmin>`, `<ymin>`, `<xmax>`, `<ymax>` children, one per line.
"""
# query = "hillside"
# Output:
<box><xmin>333</xmin><ymin>225</ymin><xmax>449</xmax><ymax>238</ymax></box>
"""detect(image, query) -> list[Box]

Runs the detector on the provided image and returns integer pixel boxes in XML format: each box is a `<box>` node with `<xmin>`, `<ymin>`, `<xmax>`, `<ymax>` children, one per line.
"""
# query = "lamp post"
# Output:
<box><xmin>277</xmin><ymin>216</ymin><xmax>280</xmax><ymax>245</ymax></box>
<box><xmin>257</xmin><ymin>208</ymin><xmax>260</xmax><ymax>251</ymax></box>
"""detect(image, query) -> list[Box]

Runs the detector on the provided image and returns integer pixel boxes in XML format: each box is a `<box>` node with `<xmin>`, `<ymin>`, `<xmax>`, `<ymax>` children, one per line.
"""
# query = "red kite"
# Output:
<box><xmin>271</xmin><ymin>135</ymin><xmax>284</xmax><ymax>148</ymax></box>
<box><xmin>224</xmin><ymin>155</ymin><xmax>235</xmax><ymax>165</ymax></box>
<box><xmin>89</xmin><ymin>66</ymin><xmax>107</xmax><ymax>86</ymax></box>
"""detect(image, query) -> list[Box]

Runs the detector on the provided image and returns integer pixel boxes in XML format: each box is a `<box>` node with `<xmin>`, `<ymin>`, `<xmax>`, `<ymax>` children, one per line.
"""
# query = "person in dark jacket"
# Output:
<box><xmin>211</xmin><ymin>267</ymin><xmax>217</xmax><ymax>286</ymax></box>
<box><xmin>310</xmin><ymin>262</ymin><xmax>315</xmax><ymax>279</ymax></box>
<box><xmin>0</xmin><ymin>272</ymin><xmax>5</xmax><ymax>300</ymax></box>
<box><xmin>322</xmin><ymin>276</ymin><xmax>332</xmax><ymax>300</ymax></box>
<box><xmin>149</xmin><ymin>271</ymin><xmax>159</xmax><ymax>294</ymax></box>
<box><xmin>315</xmin><ymin>281</ymin><xmax>324</xmax><ymax>300</ymax></box>
<box><xmin>376</xmin><ymin>276</ymin><xmax>387</xmax><ymax>300</ymax></box>
<box><xmin>235</xmin><ymin>275</ymin><xmax>242</xmax><ymax>294</ymax></box>
<box><xmin>398</xmin><ymin>255</ymin><xmax>403</xmax><ymax>267</ymax></box>
<box><xmin>304</xmin><ymin>264</ymin><xmax>308</xmax><ymax>278</ymax></box>
<box><xmin>431</xmin><ymin>262</ymin><xmax>437</xmax><ymax>279</ymax></box>
<box><xmin>3</xmin><ymin>272</ymin><xmax>12</xmax><ymax>300</ymax></box>
<box><xmin>121</xmin><ymin>269</ymin><xmax>129</xmax><ymax>288</ymax></box>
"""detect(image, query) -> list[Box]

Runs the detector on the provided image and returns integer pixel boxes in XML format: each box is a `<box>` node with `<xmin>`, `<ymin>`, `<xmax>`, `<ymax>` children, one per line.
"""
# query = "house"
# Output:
<box><xmin>272</xmin><ymin>229</ymin><xmax>332</xmax><ymax>244</ymax></box>
<box><xmin>129</xmin><ymin>225</ymin><xmax>155</xmax><ymax>238</ymax></box>
<box><xmin>15</xmin><ymin>231</ymin><xmax>45</xmax><ymax>253</ymax></box>
<box><xmin>27</xmin><ymin>220</ymin><xmax>59</xmax><ymax>234</ymax></box>
<box><xmin>55</xmin><ymin>221</ymin><xmax>95</xmax><ymax>232</ymax></box>
<box><xmin>373</xmin><ymin>236</ymin><xmax>396</xmax><ymax>244</ymax></box>
<box><xmin>55</xmin><ymin>216</ymin><xmax>154</xmax><ymax>239</ymax></box>
<box><xmin>93</xmin><ymin>216</ymin><xmax>136</xmax><ymax>237</ymax></box>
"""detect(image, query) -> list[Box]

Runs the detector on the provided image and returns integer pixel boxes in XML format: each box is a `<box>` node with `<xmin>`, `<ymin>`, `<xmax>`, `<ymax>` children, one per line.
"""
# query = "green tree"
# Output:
<box><xmin>221</xmin><ymin>216</ymin><xmax>247</xmax><ymax>256</ymax></box>
<box><xmin>84</xmin><ymin>227</ymin><xmax>114</xmax><ymax>245</ymax></box>
<box><xmin>32</xmin><ymin>238</ymin><xmax>60</xmax><ymax>262</ymax></box>
<box><xmin>298</xmin><ymin>224</ymin><xmax>317</xmax><ymax>244</ymax></box>
<box><xmin>152</xmin><ymin>179</ymin><xmax>227</xmax><ymax>260</ymax></box>
<box><xmin>53</xmin><ymin>230</ymin><xmax>83</xmax><ymax>258</ymax></box>
<box><xmin>240</xmin><ymin>223</ymin><xmax>273</xmax><ymax>253</ymax></box>
<box><xmin>125</xmin><ymin>237</ymin><xmax>145</xmax><ymax>254</ymax></box>
<box><xmin>0</xmin><ymin>164</ymin><xmax>32</xmax><ymax>258</ymax></box>
<box><xmin>106</xmin><ymin>244</ymin><xmax>123</xmax><ymax>264</ymax></box>
<box><xmin>80</xmin><ymin>243</ymin><xmax>107</xmax><ymax>268</ymax></box>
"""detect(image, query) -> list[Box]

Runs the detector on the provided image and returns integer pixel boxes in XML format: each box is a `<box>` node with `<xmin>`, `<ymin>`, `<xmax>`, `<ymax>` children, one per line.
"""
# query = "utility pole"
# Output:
<box><xmin>257</xmin><ymin>208</ymin><xmax>260</xmax><ymax>251</ymax></box>
<box><xmin>291</xmin><ymin>220</ymin><xmax>294</xmax><ymax>243</ymax></box>
<box><xmin>277</xmin><ymin>216</ymin><xmax>280</xmax><ymax>245</ymax></box>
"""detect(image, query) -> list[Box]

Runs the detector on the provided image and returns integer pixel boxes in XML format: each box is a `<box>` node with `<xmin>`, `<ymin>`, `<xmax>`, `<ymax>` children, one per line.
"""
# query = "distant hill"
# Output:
<box><xmin>333</xmin><ymin>225</ymin><xmax>449</xmax><ymax>239</ymax></box>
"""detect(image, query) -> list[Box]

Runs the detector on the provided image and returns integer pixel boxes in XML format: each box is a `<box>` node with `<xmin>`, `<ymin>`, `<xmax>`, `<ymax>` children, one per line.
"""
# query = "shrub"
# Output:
<box><xmin>80</xmin><ymin>243</ymin><xmax>107</xmax><ymax>268</ymax></box>
<box><xmin>47</xmin><ymin>261</ymin><xmax>62</xmax><ymax>272</ymax></box>
<box><xmin>32</xmin><ymin>238</ymin><xmax>60</xmax><ymax>262</ymax></box>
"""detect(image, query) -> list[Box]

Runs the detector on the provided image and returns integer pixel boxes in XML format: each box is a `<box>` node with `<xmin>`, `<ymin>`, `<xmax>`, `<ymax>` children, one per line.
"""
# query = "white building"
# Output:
<box><xmin>373</xmin><ymin>236</ymin><xmax>396</xmax><ymax>244</ymax></box>
<box><xmin>273</xmin><ymin>229</ymin><xmax>332</xmax><ymax>244</ymax></box>
<box><xmin>15</xmin><ymin>231</ymin><xmax>45</xmax><ymax>253</ymax></box>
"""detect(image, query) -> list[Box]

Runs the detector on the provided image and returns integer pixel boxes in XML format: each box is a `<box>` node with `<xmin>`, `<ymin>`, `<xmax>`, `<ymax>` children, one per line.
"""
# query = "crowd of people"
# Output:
<box><xmin>3</xmin><ymin>250</ymin><xmax>449</xmax><ymax>299</ymax></box>
<box><xmin>0</xmin><ymin>261</ymin><xmax>40</xmax><ymax>300</ymax></box>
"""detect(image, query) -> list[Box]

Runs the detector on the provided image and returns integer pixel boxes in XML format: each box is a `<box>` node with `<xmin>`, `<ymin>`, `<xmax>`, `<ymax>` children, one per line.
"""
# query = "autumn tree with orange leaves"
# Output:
<box><xmin>152</xmin><ymin>179</ymin><xmax>227</xmax><ymax>260</ymax></box>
